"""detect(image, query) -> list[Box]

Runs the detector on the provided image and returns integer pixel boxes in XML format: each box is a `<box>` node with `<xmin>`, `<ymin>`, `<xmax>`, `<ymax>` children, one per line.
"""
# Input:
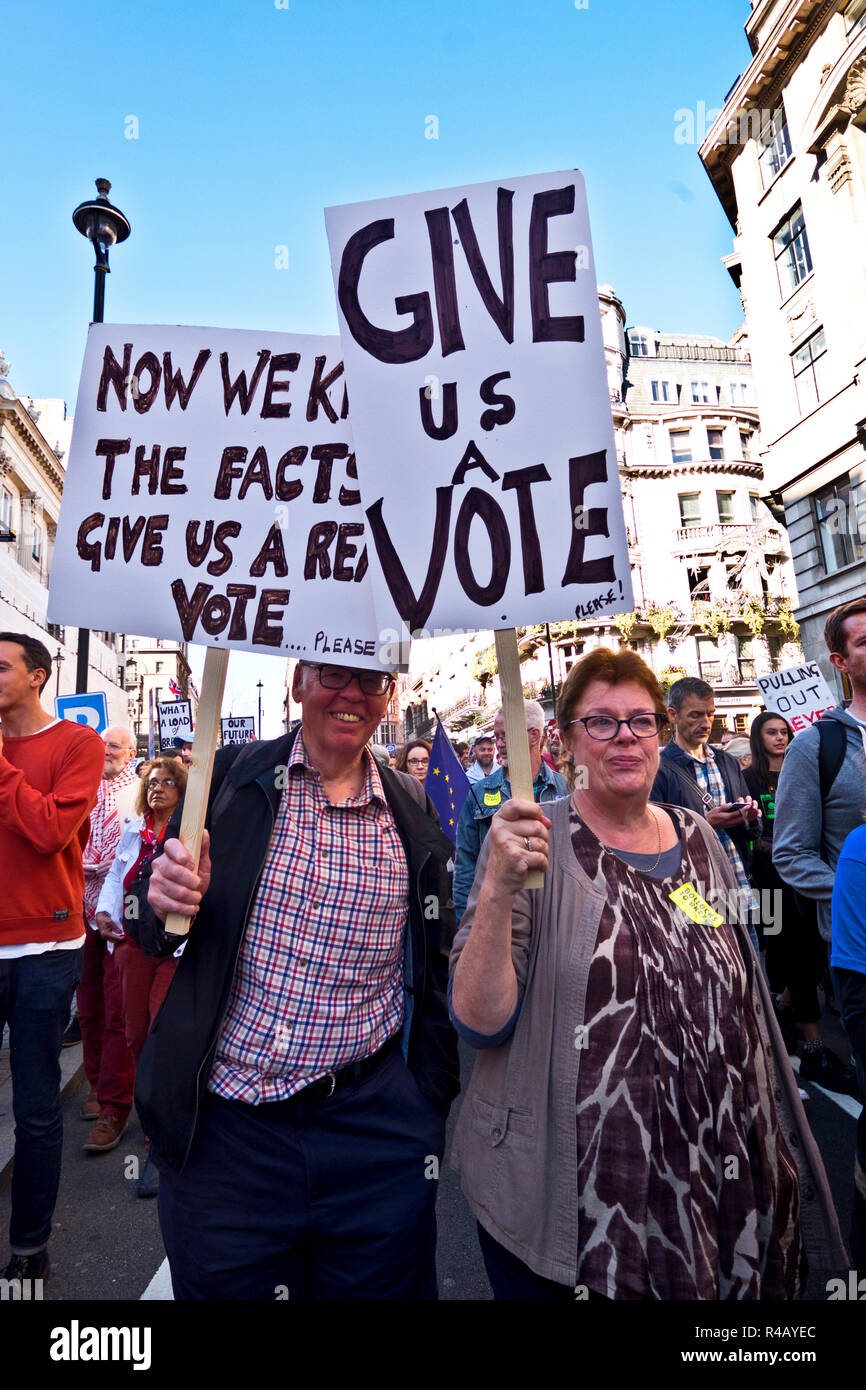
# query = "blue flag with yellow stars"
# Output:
<box><xmin>425</xmin><ymin>719</ymin><xmax>471</xmax><ymax>846</ymax></box>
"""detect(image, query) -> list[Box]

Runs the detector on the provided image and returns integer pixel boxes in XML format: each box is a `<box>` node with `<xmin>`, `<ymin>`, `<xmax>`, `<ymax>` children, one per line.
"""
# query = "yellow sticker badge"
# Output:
<box><xmin>483</xmin><ymin>791</ymin><xmax>502</xmax><ymax>807</ymax></box>
<box><xmin>668</xmin><ymin>883</ymin><xmax>724</xmax><ymax>929</ymax></box>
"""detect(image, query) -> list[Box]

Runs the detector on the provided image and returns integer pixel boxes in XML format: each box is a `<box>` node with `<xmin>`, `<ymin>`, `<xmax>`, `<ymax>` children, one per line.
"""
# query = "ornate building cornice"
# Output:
<box><xmin>0</xmin><ymin>399</ymin><xmax>65</xmax><ymax>493</ymax></box>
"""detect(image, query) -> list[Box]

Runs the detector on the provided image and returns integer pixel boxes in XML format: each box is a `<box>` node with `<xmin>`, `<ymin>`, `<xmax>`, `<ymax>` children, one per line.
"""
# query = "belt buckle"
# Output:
<box><xmin>322</xmin><ymin>1072</ymin><xmax>337</xmax><ymax>1098</ymax></box>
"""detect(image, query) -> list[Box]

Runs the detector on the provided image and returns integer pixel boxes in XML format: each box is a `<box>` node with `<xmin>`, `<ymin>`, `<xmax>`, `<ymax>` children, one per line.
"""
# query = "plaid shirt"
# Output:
<box><xmin>208</xmin><ymin>732</ymin><xmax>409</xmax><ymax>1104</ymax></box>
<box><xmin>689</xmin><ymin>745</ymin><xmax>757</xmax><ymax>907</ymax></box>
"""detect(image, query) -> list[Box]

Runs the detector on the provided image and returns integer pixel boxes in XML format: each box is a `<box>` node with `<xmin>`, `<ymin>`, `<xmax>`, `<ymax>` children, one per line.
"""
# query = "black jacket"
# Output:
<box><xmin>132</xmin><ymin>728</ymin><xmax>461</xmax><ymax>1172</ymax></box>
<box><xmin>650</xmin><ymin>739</ymin><xmax>754</xmax><ymax>871</ymax></box>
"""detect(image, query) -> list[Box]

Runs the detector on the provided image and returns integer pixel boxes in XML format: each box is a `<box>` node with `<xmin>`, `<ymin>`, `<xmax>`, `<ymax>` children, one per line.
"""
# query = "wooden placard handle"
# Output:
<box><xmin>164</xmin><ymin>646</ymin><xmax>230</xmax><ymax>936</ymax></box>
<box><xmin>494</xmin><ymin>627</ymin><xmax>544</xmax><ymax>890</ymax></box>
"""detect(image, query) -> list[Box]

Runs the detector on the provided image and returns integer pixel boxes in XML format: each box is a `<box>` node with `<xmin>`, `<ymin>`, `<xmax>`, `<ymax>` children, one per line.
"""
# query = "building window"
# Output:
<box><xmin>47</xmin><ymin>622</ymin><xmax>65</xmax><ymax>643</ymax></box>
<box><xmin>773</xmin><ymin>204</ymin><xmax>813</xmax><ymax>298</ymax></box>
<box><xmin>814</xmin><ymin>475</ymin><xmax>864</xmax><ymax>572</ymax></box>
<box><xmin>627</xmin><ymin>329</ymin><xmax>652</xmax><ymax>357</ymax></box>
<box><xmin>155</xmin><ymin>661</ymin><xmax>163</xmax><ymax>673</ymax></box>
<box><xmin>740</xmin><ymin>430</ymin><xmax>754</xmax><ymax>459</ymax></box>
<box><xmin>690</xmin><ymin>380</ymin><xmax>711</xmax><ymax>404</ymax></box>
<box><xmin>679</xmin><ymin>492</ymin><xmax>701</xmax><ymax>526</ymax></box>
<box><xmin>697</xmin><ymin>638</ymin><xmax>721</xmax><ymax>683</ymax></box>
<box><xmin>650</xmin><ymin>378</ymin><xmax>675</xmax><ymax>403</ymax></box>
<box><xmin>734</xmin><ymin>713</ymin><xmax>748</xmax><ymax>734</ymax></box>
<box><xmin>716</xmin><ymin>491</ymin><xmax>735</xmax><ymax>523</ymax></box>
<box><xmin>758</xmin><ymin>105</ymin><xmax>793</xmax><ymax>187</ymax></box>
<box><xmin>0</xmin><ymin>488</ymin><xmax>12</xmax><ymax>532</ymax></box>
<box><xmin>845</xmin><ymin>0</ymin><xmax>866</xmax><ymax>34</ymax></box>
<box><xmin>687</xmin><ymin>565</ymin><xmax>710</xmax><ymax>598</ymax></box>
<box><xmin>727</xmin><ymin>379</ymin><xmax>754</xmax><ymax>406</ymax></box>
<box><xmin>561</xmin><ymin>641</ymin><xmax>585</xmax><ymax>672</ymax></box>
<box><xmin>32</xmin><ymin>523</ymin><xmax>42</xmax><ymax>562</ymax></box>
<box><xmin>707</xmin><ymin>429</ymin><xmax>725</xmax><ymax>462</ymax></box>
<box><xmin>792</xmin><ymin>328</ymin><xmax>828</xmax><ymax>415</ymax></box>
<box><xmin>749</xmin><ymin>493</ymin><xmax>760</xmax><ymax>521</ymax></box>
<box><xmin>670</xmin><ymin>430</ymin><xmax>692</xmax><ymax>464</ymax></box>
<box><xmin>738</xmin><ymin>637</ymin><xmax>756</xmax><ymax>682</ymax></box>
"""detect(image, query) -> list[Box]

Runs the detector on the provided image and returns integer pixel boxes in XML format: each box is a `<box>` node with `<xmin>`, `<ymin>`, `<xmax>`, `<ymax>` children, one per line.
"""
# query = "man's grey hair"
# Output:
<box><xmin>495</xmin><ymin>699</ymin><xmax>546</xmax><ymax>732</ymax></box>
<box><xmin>103</xmin><ymin>726</ymin><xmax>137</xmax><ymax>749</ymax></box>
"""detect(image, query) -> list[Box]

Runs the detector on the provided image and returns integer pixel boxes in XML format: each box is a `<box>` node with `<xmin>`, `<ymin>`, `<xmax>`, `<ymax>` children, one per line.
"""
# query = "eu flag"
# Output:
<box><xmin>425</xmin><ymin>719</ymin><xmax>471</xmax><ymax>846</ymax></box>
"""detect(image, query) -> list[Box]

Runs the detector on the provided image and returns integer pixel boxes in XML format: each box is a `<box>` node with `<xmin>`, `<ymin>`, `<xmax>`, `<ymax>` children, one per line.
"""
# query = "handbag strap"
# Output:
<box><xmin>667</xmin><ymin>757</ymin><xmax>715</xmax><ymax>811</ymax></box>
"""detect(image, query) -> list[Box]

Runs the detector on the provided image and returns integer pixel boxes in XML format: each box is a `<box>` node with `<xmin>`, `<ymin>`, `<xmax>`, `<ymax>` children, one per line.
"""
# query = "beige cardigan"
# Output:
<box><xmin>449</xmin><ymin>796</ymin><xmax>848</xmax><ymax>1289</ymax></box>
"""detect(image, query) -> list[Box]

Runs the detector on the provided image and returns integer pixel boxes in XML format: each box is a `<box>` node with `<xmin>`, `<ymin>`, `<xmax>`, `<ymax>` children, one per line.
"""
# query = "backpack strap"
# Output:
<box><xmin>817</xmin><ymin>718</ymin><xmax>846</xmax><ymax>803</ymax></box>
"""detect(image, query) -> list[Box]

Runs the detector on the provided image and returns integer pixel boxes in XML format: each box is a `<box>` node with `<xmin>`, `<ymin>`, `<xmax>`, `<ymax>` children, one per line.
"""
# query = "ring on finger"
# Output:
<box><xmin>523</xmin><ymin>836</ymin><xmax>533</xmax><ymax>853</ymax></box>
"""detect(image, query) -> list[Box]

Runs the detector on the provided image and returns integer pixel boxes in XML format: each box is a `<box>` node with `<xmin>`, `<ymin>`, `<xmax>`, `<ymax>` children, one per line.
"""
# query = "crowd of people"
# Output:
<box><xmin>0</xmin><ymin>595</ymin><xmax>864</xmax><ymax>1299</ymax></box>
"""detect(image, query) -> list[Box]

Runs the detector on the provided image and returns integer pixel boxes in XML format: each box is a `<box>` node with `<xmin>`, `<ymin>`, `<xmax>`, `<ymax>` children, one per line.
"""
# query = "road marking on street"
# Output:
<box><xmin>790</xmin><ymin>1055</ymin><xmax>862</xmax><ymax>1121</ymax></box>
<box><xmin>140</xmin><ymin>1257</ymin><xmax>173</xmax><ymax>1300</ymax></box>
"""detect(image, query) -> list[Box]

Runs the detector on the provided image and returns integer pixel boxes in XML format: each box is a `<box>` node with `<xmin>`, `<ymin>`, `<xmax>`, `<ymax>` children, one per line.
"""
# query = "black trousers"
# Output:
<box><xmin>156</xmin><ymin>1049</ymin><xmax>445</xmax><ymax>1300</ymax></box>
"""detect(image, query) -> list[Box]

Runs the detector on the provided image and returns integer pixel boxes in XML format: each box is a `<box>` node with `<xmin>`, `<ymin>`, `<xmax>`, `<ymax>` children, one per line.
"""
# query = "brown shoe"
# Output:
<box><xmin>83</xmin><ymin>1114</ymin><xmax>127</xmax><ymax>1154</ymax></box>
<box><xmin>80</xmin><ymin>1087</ymin><xmax>99</xmax><ymax>1121</ymax></box>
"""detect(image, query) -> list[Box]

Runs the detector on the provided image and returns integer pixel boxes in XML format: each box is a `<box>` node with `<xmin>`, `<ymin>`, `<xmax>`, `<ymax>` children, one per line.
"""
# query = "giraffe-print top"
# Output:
<box><xmin>570</xmin><ymin>804</ymin><xmax>803</xmax><ymax>1300</ymax></box>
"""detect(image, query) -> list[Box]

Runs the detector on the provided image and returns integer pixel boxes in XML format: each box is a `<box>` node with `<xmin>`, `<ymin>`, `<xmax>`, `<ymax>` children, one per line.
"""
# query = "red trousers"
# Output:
<box><xmin>77</xmin><ymin>925</ymin><xmax>136</xmax><ymax>1120</ymax></box>
<box><xmin>112</xmin><ymin>937</ymin><xmax>178</xmax><ymax>1064</ymax></box>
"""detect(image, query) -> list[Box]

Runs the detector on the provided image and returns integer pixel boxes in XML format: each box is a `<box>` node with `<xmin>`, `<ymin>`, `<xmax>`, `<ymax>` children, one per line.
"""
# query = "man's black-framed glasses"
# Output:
<box><xmin>570</xmin><ymin>713</ymin><xmax>667</xmax><ymax>740</ymax></box>
<box><xmin>310</xmin><ymin>664</ymin><xmax>394</xmax><ymax>696</ymax></box>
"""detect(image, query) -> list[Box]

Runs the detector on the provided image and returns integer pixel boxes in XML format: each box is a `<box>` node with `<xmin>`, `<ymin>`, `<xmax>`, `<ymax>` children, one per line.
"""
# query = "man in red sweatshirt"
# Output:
<box><xmin>0</xmin><ymin>632</ymin><xmax>104</xmax><ymax>1285</ymax></box>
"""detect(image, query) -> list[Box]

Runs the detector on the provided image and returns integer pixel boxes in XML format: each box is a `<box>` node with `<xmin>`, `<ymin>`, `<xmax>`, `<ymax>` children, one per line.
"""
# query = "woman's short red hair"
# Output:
<box><xmin>556</xmin><ymin>647</ymin><xmax>666</xmax><ymax>733</ymax></box>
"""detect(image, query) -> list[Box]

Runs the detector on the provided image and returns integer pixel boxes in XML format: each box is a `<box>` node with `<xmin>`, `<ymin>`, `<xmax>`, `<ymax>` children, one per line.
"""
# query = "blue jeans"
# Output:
<box><xmin>0</xmin><ymin>947</ymin><xmax>83</xmax><ymax>1253</ymax></box>
<box><xmin>156</xmin><ymin>1049</ymin><xmax>445</xmax><ymax>1299</ymax></box>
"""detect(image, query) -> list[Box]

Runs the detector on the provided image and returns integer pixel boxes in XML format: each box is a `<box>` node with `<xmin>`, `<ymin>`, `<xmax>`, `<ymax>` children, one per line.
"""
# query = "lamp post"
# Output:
<box><xmin>257</xmin><ymin>680</ymin><xmax>264</xmax><ymax>740</ymax></box>
<box><xmin>72</xmin><ymin>178</ymin><xmax>131</xmax><ymax>695</ymax></box>
<box><xmin>54</xmin><ymin>647</ymin><xmax>64</xmax><ymax>699</ymax></box>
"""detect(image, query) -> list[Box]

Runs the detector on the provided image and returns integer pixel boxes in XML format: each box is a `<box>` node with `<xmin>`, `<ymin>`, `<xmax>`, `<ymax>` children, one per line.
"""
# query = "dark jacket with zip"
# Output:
<box><xmin>650</xmin><ymin>739</ymin><xmax>754</xmax><ymax>872</ymax></box>
<box><xmin>131</xmin><ymin>727</ymin><xmax>461</xmax><ymax>1172</ymax></box>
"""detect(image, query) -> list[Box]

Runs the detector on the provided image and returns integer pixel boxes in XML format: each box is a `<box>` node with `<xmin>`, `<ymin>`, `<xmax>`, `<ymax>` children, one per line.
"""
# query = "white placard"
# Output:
<box><xmin>756</xmin><ymin>662</ymin><xmax>836</xmax><ymax>732</ymax></box>
<box><xmin>326</xmin><ymin>170</ymin><xmax>633</xmax><ymax>639</ymax></box>
<box><xmin>48</xmin><ymin>325</ymin><xmax>391</xmax><ymax>669</ymax></box>
<box><xmin>220</xmin><ymin>715</ymin><xmax>257</xmax><ymax>745</ymax></box>
<box><xmin>157</xmin><ymin>698</ymin><xmax>193</xmax><ymax>744</ymax></box>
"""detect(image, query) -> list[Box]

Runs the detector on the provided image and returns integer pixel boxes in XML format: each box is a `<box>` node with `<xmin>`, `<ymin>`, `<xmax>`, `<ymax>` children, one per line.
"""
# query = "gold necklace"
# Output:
<box><xmin>574</xmin><ymin>795</ymin><xmax>663</xmax><ymax>871</ymax></box>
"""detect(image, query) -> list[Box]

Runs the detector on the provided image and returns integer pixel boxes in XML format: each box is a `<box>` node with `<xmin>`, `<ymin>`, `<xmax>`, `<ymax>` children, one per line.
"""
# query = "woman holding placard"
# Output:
<box><xmin>449</xmin><ymin>648</ymin><xmax>845</xmax><ymax>1300</ymax></box>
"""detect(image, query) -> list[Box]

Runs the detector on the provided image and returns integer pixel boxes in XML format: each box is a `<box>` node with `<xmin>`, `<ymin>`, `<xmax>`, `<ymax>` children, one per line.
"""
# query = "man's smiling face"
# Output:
<box><xmin>292</xmin><ymin>662</ymin><xmax>393</xmax><ymax>760</ymax></box>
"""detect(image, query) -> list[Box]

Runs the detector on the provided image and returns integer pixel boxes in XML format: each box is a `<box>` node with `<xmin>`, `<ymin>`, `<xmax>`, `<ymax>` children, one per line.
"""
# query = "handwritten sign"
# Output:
<box><xmin>220</xmin><ymin>715</ymin><xmax>256</xmax><ymax>745</ymax></box>
<box><xmin>756</xmin><ymin>662</ymin><xmax>836</xmax><ymax>732</ymax></box>
<box><xmin>48</xmin><ymin>325</ymin><xmax>391</xmax><ymax>668</ymax></box>
<box><xmin>157</xmin><ymin>698</ymin><xmax>193</xmax><ymax>745</ymax></box>
<box><xmin>326</xmin><ymin>170</ymin><xmax>632</xmax><ymax>638</ymax></box>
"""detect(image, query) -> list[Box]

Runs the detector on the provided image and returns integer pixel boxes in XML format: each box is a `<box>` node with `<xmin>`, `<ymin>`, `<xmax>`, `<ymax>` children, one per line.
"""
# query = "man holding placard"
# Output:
<box><xmin>134</xmin><ymin>658</ymin><xmax>459</xmax><ymax>1300</ymax></box>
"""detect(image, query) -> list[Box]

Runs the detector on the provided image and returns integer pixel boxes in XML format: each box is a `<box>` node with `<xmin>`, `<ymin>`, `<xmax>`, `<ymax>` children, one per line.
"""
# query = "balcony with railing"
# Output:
<box><xmin>675</xmin><ymin>523</ymin><xmax>783</xmax><ymax>549</ymax></box>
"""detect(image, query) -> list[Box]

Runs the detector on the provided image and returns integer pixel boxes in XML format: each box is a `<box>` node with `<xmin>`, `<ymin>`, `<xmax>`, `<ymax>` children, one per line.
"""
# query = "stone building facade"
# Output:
<box><xmin>700</xmin><ymin>0</ymin><xmax>866</xmax><ymax>689</ymax></box>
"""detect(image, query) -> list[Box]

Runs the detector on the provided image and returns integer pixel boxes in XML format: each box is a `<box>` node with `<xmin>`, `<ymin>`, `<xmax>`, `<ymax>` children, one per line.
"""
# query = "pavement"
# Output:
<box><xmin>0</xmin><ymin>1029</ymin><xmax>85</xmax><ymax>1183</ymax></box>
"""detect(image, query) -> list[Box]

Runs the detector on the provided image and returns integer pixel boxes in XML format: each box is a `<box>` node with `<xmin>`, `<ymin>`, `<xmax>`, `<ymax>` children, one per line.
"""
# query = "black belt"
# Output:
<box><xmin>293</xmin><ymin>1034</ymin><xmax>400</xmax><ymax>1103</ymax></box>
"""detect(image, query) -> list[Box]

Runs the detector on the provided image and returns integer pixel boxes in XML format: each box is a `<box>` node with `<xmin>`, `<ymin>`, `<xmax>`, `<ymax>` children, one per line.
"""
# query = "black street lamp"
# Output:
<box><xmin>72</xmin><ymin>178</ymin><xmax>131</xmax><ymax>694</ymax></box>
<box><xmin>257</xmin><ymin>680</ymin><xmax>264</xmax><ymax>740</ymax></box>
<box><xmin>54</xmin><ymin>647</ymin><xmax>64</xmax><ymax>699</ymax></box>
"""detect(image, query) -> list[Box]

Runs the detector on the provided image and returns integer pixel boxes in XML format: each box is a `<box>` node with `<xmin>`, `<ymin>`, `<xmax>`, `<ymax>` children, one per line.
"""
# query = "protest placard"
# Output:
<box><xmin>47</xmin><ymin>325</ymin><xmax>388</xmax><ymax>668</ymax></box>
<box><xmin>48</xmin><ymin>324</ymin><xmax>392</xmax><ymax>932</ymax></box>
<box><xmin>325</xmin><ymin>170</ymin><xmax>632</xmax><ymax>640</ymax></box>
<box><xmin>756</xmin><ymin>662</ymin><xmax>836</xmax><ymax>732</ymax></box>
<box><xmin>221</xmin><ymin>715</ymin><xmax>256</xmax><ymax>745</ymax></box>
<box><xmin>157</xmin><ymin>698</ymin><xmax>193</xmax><ymax>746</ymax></box>
<box><xmin>327</xmin><ymin>170</ymin><xmax>632</xmax><ymax>882</ymax></box>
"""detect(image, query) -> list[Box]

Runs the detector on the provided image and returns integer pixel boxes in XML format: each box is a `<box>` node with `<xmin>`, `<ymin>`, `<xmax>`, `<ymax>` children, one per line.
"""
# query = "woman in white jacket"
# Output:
<box><xmin>96</xmin><ymin>756</ymin><xmax>186</xmax><ymax>1196</ymax></box>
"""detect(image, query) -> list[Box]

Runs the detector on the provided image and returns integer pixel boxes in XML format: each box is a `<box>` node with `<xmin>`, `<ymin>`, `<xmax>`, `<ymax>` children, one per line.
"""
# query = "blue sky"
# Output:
<box><xmin>6</xmin><ymin>0</ymin><xmax>755</xmax><ymax>733</ymax></box>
